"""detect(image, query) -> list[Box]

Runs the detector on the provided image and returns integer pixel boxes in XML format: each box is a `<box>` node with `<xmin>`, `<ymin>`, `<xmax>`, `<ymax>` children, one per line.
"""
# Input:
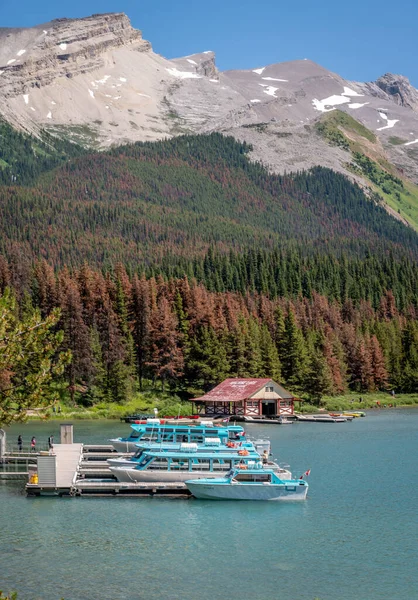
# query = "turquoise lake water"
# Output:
<box><xmin>1</xmin><ymin>411</ymin><xmax>417</xmax><ymax>600</ymax></box>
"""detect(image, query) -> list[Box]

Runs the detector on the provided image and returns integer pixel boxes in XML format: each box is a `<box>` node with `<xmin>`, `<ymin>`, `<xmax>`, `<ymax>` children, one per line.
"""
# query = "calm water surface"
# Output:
<box><xmin>1</xmin><ymin>411</ymin><xmax>417</xmax><ymax>600</ymax></box>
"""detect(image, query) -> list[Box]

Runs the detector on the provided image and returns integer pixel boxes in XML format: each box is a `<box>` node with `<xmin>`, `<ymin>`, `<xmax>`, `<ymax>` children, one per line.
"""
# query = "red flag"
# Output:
<box><xmin>304</xmin><ymin>469</ymin><xmax>311</xmax><ymax>477</ymax></box>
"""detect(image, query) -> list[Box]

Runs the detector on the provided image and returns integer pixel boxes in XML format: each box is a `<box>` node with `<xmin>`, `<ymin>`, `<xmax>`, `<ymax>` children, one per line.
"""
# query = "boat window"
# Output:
<box><xmin>235</xmin><ymin>473</ymin><xmax>272</xmax><ymax>482</ymax></box>
<box><xmin>212</xmin><ymin>458</ymin><xmax>228</xmax><ymax>471</ymax></box>
<box><xmin>149</xmin><ymin>457</ymin><xmax>169</xmax><ymax>470</ymax></box>
<box><xmin>169</xmin><ymin>458</ymin><xmax>190</xmax><ymax>471</ymax></box>
<box><xmin>191</xmin><ymin>458</ymin><xmax>210</xmax><ymax>470</ymax></box>
<box><xmin>138</xmin><ymin>456</ymin><xmax>153</xmax><ymax>468</ymax></box>
<box><xmin>130</xmin><ymin>431</ymin><xmax>141</xmax><ymax>439</ymax></box>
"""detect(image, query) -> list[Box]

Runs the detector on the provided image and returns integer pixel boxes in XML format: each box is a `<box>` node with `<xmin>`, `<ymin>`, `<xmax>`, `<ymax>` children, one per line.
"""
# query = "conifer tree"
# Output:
<box><xmin>186</xmin><ymin>326</ymin><xmax>229</xmax><ymax>391</ymax></box>
<box><xmin>281</xmin><ymin>307</ymin><xmax>309</xmax><ymax>390</ymax></box>
<box><xmin>259</xmin><ymin>324</ymin><xmax>281</xmax><ymax>380</ymax></box>
<box><xmin>147</xmin><ymin>296</ymin><xmax>184</xmax><ymax>391</ymax></box>
<box><xmin>131</xmin><ymin>275</ymin><xmax>150</xmax><ymax>389</ymax></box>
<box><xmin>58</xmin><ymin>273</ymin><xmax>92</xmax><ymax>404</ymax></box>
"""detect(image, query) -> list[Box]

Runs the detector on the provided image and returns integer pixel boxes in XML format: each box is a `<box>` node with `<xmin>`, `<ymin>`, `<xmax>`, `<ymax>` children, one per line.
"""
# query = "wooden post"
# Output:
<box><xmin>0</xmin><ymin>429</ymin><xmax>5</xmax><ymax>460</ymax></box>
<box><xmin>60</xmin><ymin>423</ymin><xmax>73</xmax><ymax>444</ymax></box>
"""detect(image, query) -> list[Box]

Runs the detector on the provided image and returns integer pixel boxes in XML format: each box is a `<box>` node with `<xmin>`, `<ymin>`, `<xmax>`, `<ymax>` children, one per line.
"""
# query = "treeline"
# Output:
<box><xmin>0</xmin><ymin>257</ymin><xmax>416</xmax><ymax>404</ymax></box>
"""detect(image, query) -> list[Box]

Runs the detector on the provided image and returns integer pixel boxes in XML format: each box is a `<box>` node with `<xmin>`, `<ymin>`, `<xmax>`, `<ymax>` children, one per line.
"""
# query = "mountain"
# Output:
<box><xmin>1</xmin><ymin>12</ymin><xmax>418</xmax><ymax>230</ymax></box>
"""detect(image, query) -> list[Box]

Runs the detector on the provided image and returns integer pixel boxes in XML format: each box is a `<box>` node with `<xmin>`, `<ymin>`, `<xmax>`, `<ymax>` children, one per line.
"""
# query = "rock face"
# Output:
<box><xmin>1</xmin><ymin>12</ymin><xmax>418</xmax><ymax>184</ymax></box>
<box><xmin>375</xmin><ymin>73</ymin><xmax>418</xmax><ymax>113</ymax></box>
<box><xmin>0</xmin><ymin>14</ymin><xmax>149</xmax><ymax>98</ymax></box>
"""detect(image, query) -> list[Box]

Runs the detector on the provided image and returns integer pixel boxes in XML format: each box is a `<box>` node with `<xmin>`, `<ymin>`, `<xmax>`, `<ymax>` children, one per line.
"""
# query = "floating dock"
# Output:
<box><xmin>25</xmin><ymin>440</ymin><xmax>190</xmax><ymax>498</ymax></box>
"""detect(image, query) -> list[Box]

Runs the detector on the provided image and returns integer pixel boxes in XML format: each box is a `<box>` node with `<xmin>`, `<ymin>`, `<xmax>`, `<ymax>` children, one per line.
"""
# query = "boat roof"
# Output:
<box><xmin>130</xmin><ymin>423</ymin><xmax>244</xmax><ymax>432</ymax></box>
<box><xmin>142</xmin><ymin>450</ymin><xmax>261</xmax><ymax>459</ymax></box>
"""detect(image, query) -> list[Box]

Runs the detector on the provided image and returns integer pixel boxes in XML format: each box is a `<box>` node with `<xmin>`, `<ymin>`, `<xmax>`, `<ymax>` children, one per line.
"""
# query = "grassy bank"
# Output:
<box><xmin>27</xmin><ymin>391</ymin><xmax>194</xmax><ymax>421</ymax></box>
<box><xmin>298</xmin><ymin>392</ymin><xmax>418</xmax><ymax>413</ymax></box>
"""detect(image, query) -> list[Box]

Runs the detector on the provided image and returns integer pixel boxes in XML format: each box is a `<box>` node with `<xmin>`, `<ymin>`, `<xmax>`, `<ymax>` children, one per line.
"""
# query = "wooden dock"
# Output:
<box><xmin>0</xmin><ymin>471</ymin><xmax>29</xmax><ymax>480</ymax></box>
<box><xmin>26</xmin><ymin>443</ymin><xmax>190</xmax><ymax>498</ymax></box>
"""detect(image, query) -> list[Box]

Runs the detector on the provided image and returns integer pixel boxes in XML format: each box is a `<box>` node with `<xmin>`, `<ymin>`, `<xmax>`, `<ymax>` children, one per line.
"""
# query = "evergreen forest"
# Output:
<box><xmin>0</xmin><ymin>126</ymin><xmax>417</xmax><ymax>404</ymax></box>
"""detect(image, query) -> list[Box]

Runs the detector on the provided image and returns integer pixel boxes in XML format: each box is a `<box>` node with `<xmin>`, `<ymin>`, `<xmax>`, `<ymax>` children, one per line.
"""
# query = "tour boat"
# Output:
<box><xmin>186</xmin><ymin>468</ymin><xmax>309</xmax><ymax>501</ymax></box>
<box><xmin>107</xmin><ymin>439</ymin><xmax>264</xmax><ymax>468</ymax></box>
<box><xmin>109</xmin><ymin>419</ymin><xmax>270</xmax><ymax>454</ymax></box>
<box><xmin>109</xmin><ymin>449</ymin><xmax>291</xmax><ymax>483</ymax></box>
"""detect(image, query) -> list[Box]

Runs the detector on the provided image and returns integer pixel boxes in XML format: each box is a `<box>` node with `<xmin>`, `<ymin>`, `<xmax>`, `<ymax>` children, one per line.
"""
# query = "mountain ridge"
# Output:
<box><xmin>1</xmin><ymin>12</ymin><xmax>418</xmax><ymax>230</ymax></box>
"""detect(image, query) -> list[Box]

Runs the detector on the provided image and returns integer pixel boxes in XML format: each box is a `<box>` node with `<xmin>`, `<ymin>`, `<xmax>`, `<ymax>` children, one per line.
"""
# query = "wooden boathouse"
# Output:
<box><xmin>193</xmin><ymin>378</ymin><xmax>296</xmax><ymax>418</ymax></box>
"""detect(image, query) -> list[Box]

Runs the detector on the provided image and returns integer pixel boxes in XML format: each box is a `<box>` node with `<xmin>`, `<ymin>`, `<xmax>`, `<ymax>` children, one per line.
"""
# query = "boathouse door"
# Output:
<box><xmin>261</xmin><ymin>400</ymin><xmax>276</xmax><ymax>416</ymax></box>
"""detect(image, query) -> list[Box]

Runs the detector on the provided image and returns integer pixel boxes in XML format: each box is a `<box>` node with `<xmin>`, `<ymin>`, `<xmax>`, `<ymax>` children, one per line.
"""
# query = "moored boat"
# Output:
<box><xmin>109</xmin><ymin>419</ymin><xmax>270</xmax><ymax>454</ymax></box>
<box><xmin>107</xmin><ymin>439</ymin><xmax>263</xmax><ymax>468</ymax></box>
<box><xmin>109</xmin><ymin>449</ymin><xmax>291</xmax><ymax>483</ymax></box>
<box><xmin>186</xmin><ymin>468</ymin><xmax>309</xmax><ymax>501</ymax></box>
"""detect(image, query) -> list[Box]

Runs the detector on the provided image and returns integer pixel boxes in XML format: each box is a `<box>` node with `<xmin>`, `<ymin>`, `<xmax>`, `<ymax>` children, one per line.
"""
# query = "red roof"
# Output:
<box><xmin>194</xmin><ymin>378</ymin><xmax>273</xmax><ymax>403</ymax></box>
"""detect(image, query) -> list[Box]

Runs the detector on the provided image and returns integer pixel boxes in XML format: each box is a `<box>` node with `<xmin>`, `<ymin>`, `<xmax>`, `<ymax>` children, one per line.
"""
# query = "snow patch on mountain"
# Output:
<box><xmin>342</xmin><ymin>86</ymin><xmax>363</xmax><ymax>97</ymax></box>
<box><xmin>262</xmin><ymin>77</ymin><xmax>288</xmax><ymax>82</ymax></box>
<box><xmin>349</xmin><ymin>102</ymin><xmax>369</xmax><ymax>109</ymax></box>
<box><xmin>166</xmin><ymin>68</ymin><xmax>202</xmax><ymax>79</ymax></box>
<box><xmin>313</xmin><ymin>95</ymin><xmax>350</xmax><ymax>112</ymax></box>
<box><xmin>376</xmin><ymin>111</ymin><xmax>399</xmax><ymax>131</ymax></box>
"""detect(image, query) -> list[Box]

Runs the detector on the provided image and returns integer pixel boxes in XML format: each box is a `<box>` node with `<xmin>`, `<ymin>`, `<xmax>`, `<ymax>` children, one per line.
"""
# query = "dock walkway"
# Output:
<box><xmin>55</xmin><ymin>443</ymin><xmax>83</xmax><ymax>487</ymax></box>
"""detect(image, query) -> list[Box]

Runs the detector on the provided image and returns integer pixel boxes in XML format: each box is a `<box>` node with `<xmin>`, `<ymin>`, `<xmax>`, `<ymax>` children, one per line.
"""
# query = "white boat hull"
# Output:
<box><xmin>109</xmin><ymin>439</ymin><xmax>141</xmax><ymax>453</ymax></box>
<box><xmin>186</xmin><ymin>481</ymin><xmax>308</xmax><ymax>501</ymax></box>
<box><xmin>110</xmin><ymin>462</ymin><xmax>291</xmax><ymax>483</ymax></box>
<box><xmin>109</xmin><ymin>467</ymin><xmax>232</xmax><ymax>483</ymax></box>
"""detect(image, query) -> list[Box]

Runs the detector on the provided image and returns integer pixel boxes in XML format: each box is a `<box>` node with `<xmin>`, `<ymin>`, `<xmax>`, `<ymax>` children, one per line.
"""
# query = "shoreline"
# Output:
<box><xmin>24</xmin><ymin>402</ymin><xmax>418</xmax><ymax>422</ymax></box>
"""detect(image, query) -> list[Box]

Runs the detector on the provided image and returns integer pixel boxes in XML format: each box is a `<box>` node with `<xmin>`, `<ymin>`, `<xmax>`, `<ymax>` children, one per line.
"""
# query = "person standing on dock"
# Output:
<box><xmin>48</xmin><ymin>435</ymin><xmax>54</xmax><ymax>454</ymax></box>
<box><xmin>17</xmin><ymin>435</ymin><xmax>23</xmax><ymax>452</ymax></box>
<box><xmin>31</xmin><ymin>437</ymin><xmax>36</xmax><ymax>452</ymax></box>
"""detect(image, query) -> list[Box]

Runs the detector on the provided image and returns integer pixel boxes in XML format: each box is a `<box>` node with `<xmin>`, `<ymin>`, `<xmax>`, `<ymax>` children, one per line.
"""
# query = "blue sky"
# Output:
<box><xmin>2</xmin><ymin>0</ymin><xmax>417</xmax><ymax>86</ymax></box>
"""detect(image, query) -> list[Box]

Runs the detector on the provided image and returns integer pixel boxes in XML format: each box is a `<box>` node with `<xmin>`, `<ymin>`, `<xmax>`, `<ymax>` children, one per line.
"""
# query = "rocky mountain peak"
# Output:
<box><xmin>0</xmin><ymin>13</ymin><xmax>151</xmax><ymax>99</ymax></box>
<box><xmin>374</xmin><ymin>73</ymin><xmax>418</xmax><ymax>113</ymax></box>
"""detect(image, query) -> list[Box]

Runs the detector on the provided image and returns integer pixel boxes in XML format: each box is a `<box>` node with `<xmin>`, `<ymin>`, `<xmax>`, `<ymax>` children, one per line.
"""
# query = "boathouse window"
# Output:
<box><xmin>265</xmin><ymin>386</ymin><xmax>274</xmax><ymax>392</ymax></box>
